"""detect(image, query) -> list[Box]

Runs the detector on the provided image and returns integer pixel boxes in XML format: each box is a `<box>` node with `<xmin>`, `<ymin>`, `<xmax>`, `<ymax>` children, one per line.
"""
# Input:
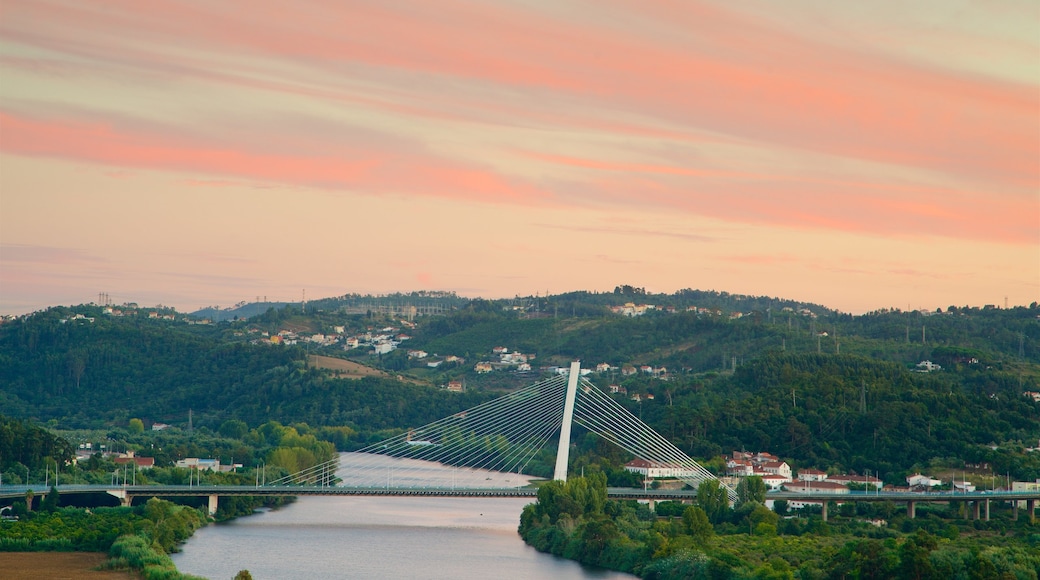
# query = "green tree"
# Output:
<box><xmin>737</xmin><ymin>475</ymin><xmax>767</xmax><ymax>504</ymax></box>
<box><xmin>219</xmin><ymin>419</ymin><xmax>249</xmax><ymax>439</ymax></box>
<box><xmin>42</xmin><ymin>485</ymin><xmax>60</xmax><ymax>512</ymax></box>
<box><xmin>128</xmin><ymin>418</ymin><xmax>145</xmax><ymax>433</ymax></box>
<box><xmin>682</xmin><ymin>505</ymin><xmax>714</xmax><ymax>545</ymax></box>
<box><xmin>234</xmin><ymin>571</ymin><xmax>254</xmax><ymax>580</ymax></box>
<box><xmin>695</xmin><ymin>479</ymin><xmax>729</xmax><ymax>524</ymax></box>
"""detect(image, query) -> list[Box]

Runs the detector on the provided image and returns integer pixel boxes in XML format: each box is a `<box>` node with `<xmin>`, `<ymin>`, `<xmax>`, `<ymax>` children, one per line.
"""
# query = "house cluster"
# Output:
<box><xmin>72</xmin><ymin>444</ymin><xmax>154</xmax><ymax>469</ymax></box>
<box><xmin>101</xmin><ymin>306</ymin><xmax>214</xmax><ymax>324</ymax></box>
<box><xmin>619</xmin><ymin>364</ymin><xmax>669</xmax><ymax>378</ymax></box>
<box><xmin>474</xmin><ymin>347</ymin><xmax>536</xmax><ymax>373</ymax></box>
<box><xmin>724</xmin><ymin>450</ymin><xmax>883</xmax><ymax>493</ymax></box>
<box><xmin>780</xmin><ymin>306</ymin><xmax>818</xmax><ymax>318</ymax></box>
<box><xmin>725</xmin><ymin>451</ymin><xmax>794</xmax><ymax>490</ymax></box>
<box><xmin>608</xmin><ymin>303</ymin><xmax>738</xmax><ymax>318</ymax></box>
<box><xmin>252</xmin><ymin>324</ymin><xmax>416</xmax><ymax>354</ymax></box>
<box><xmin>1023</xmin><ymin>391</ymin><xmax>1040</xmax><ymax>403</ymax></box>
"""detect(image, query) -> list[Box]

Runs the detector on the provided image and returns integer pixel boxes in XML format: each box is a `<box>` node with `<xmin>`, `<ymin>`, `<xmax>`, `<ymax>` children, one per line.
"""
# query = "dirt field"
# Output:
<box><xmin>308</xmin><ymin>355</ymin><xmax>431</xmax><ymax>386</ymax></box>
<box><xmin>308</xmin><ymin>355</ymin><xmax>387</xmax><ymax>379</ymax></box>
<box><xmin>0</xmin><ymin>552</ymin><xmax>139</xmax><ymax>579</ymax></box>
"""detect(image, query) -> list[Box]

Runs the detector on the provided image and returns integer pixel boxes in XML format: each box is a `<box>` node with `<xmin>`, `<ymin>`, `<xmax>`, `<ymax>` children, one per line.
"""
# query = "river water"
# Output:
<box><xmin>171</xmin><ymin>454</ymin><xmax>635</xmax><ymax>580</ymax></box>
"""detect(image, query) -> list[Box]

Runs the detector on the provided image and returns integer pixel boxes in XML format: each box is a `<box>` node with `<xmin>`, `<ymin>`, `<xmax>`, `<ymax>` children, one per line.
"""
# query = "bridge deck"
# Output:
<box><xmin>2</xmin><ymin>484</ymin><xmax>1039</xmax><ymax>503</ymax></box>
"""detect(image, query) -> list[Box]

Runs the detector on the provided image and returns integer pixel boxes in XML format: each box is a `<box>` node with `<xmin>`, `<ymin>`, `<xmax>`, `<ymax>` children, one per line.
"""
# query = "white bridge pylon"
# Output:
<box><xmin>271</xmin><ymin>362</ymin><xmax>735</xmax><ymax>500</ymax></box>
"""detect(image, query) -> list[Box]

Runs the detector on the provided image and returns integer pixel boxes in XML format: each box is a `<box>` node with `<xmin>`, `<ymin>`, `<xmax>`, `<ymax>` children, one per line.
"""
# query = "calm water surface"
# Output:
<box><xmin>172</xmin><ymin>454</ymin><xmax>635</xmax><ymax>580</ymax></box>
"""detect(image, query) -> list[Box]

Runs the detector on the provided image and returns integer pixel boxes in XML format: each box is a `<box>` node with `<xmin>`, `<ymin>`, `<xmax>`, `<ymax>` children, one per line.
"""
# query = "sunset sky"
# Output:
<box><xmin>1</xmin><ymin>0</ymin><xmax>1037</xmax><ymax>315</ymax></box>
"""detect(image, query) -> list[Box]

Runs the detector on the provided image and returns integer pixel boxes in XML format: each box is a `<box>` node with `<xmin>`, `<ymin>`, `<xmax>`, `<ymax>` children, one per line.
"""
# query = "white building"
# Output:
<box><xmin>915</xmin><ymin>360</ymin><xmax>942</xmax><ymax>372</ymax></box>
<box><xmin>624</xmin><ymin>459</ymin><xmax>697</xmax><ymax>479</ymax></box>
<box><xmin>906</xmin><ymin>474</ymin><xmax>942</xmax><ymax>488</ymax></box>
<box><xmin>797</xmin><ymin>468</ymin><xmax>827</xmax><ymax>482</ymax></box>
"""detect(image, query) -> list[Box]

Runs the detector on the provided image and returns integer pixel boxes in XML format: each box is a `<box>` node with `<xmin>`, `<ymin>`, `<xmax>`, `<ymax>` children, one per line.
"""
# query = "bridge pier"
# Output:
<box><xmin>208</xmin><ymin>495</ymin><xmax>219</xmax><ymax>516</ymax></box>
<box><xmin>907</xmin><ymin>500</ymin><xmax>916</xmax><ymax>519</ymax></box>
<box><xmin>1013</xmin><ymin>501</ymin><xmax>1018</xmax><ymax>521</ymax></box>
<box><xmin>820</xmin><ymin>502</ymin><xmax>827</xmax><ymax>522</ymax></box>
<box><xmin>106</xmin><ymin>489</ymin><xmax>132</xmax><ymax>508</ymax></box>
<box><xmin>1029</xmin><ymin>499</ymin><xmax>1036</xmax><ymax>524</ymax></box>
<box><xmin>984</xmin><ymin>499</ymin><xmax>990</xmax><ymax>521</ymax></box>
<box><xmin>972</xmin><ymin>500</ymin><xmax>981</xmax><ymax>520</ymax></box>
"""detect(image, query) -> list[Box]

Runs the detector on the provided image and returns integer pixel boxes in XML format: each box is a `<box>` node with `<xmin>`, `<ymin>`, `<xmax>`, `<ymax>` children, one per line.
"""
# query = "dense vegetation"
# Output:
<box><xmin>0</xmin><ymin>306</ymin><xmax>494</xmax><ymax>433</ymax></box>
<box><xmin>1</xmin><ymin>496</ymin><xmax>208</xmax><ymax>580</ymax></box>
<box><xmin>520</xmin><ymin>474</ymin><xmax>1040</xmax><ymax>579</ymax></box>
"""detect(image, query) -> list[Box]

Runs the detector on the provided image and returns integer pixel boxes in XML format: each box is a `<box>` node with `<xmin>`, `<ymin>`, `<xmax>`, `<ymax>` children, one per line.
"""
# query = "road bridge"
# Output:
<box><xmin>2</xmin><ymin>484</ymin><xmax>1037</xmax><ymax>522</ymax></box>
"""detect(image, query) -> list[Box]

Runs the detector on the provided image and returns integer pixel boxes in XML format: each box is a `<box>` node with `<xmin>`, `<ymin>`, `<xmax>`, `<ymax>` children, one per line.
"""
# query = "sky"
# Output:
<box><xmin>1</xmin><ymin>0</ymin><xmax>1038</xmax><ymax>315</ymax></box>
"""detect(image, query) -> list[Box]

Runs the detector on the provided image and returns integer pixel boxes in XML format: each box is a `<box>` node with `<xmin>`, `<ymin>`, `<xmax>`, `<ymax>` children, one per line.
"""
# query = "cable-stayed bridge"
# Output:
<box><xmin>268</xmin><ymin>361</ymin><xmax>731</xmax><ymax>500</ymax></box>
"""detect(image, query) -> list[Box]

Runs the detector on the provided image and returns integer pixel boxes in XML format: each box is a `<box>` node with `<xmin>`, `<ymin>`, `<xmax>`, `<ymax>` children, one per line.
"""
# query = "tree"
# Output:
<box><xmin>42</xmin><ymin>485</ymin><xmax>60</xmax><ymax>512</ymax></box>
<box><xmin>219</xmin><ymin>419</ymin><xmax>249</xmax><ymax>439</ymax></box>
<box><xmin>736</xmin><ymin>475</ymin><xmax>767</xmax><ymax>504</ymax></box>
<box><xmin>695</xmin><ymin>479</ymin><xmax>729</xmax><ymax>524</ymax></box>
<box><xmin>234</xmin><ymin>571</ymin><xmax>254</xmax><ymax>580</ymax></box>
<box><xmin>128</xmin><ymin>418</ymin><xmax>144</xmax><ymax>433</ymax></box>
<box><xmin>682</xmin><ymin>506</ymin><xmax>714</xmax><ymax>545</ymax></box>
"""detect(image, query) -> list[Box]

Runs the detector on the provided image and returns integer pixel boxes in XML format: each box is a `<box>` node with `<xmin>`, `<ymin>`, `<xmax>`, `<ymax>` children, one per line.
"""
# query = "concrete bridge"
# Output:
<box><xmin>2</xmin><ymin>484</ymin><xmax>1037</xmax><ymax>522</ymax></box>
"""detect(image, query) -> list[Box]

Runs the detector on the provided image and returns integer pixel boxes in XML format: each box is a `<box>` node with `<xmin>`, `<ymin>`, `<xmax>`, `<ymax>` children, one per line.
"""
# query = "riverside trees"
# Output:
<box><xmin>519</xmin><ymin>473</ymin><xmax>1040</xmax><ymax>579</ymax></box>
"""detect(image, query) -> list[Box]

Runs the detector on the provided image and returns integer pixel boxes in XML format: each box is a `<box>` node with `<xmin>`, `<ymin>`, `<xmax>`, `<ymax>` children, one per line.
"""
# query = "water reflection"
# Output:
<box><xmin>335</xmin><ymin>451</ymin><xmax>541</xmax><ymax>489</ymax></box>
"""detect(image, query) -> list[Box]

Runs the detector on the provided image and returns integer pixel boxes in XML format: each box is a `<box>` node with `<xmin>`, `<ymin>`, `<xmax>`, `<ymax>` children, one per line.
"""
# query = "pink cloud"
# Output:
<box><xmin>0</xmin><ymin>110</ymin><xmax>548</xmax><ymax>204</ymax></box>
<box><xmin>4</xmin><ymin>0</ymin><xmax>1035</xmax><ymax>190</ymax></box>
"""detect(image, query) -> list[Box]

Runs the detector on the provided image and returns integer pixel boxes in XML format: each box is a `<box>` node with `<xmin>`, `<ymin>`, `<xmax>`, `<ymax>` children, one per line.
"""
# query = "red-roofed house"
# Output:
<box><xmin>761</xmin><ymin>461</ymin><xmax>792</xmax><ymax>479</ymax></box>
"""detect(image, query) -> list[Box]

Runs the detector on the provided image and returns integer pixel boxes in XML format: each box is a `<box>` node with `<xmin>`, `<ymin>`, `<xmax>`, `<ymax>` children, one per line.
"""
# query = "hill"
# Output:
<box><xmin>1</xmin><ymin>291</ymin><xmax>1037</xmax><ymax>482</ymax></box>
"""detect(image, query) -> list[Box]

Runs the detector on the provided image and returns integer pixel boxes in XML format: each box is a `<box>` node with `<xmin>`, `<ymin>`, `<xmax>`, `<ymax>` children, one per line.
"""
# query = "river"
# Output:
<box><xmin>171</xmin><ymin>454</ymin><xmax>636</xmax><ymax>580</ymax></box>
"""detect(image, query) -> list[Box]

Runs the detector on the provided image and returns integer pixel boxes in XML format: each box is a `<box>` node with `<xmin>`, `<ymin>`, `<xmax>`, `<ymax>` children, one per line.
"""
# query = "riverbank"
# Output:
<box><xmin>0</xmin><ymin>552</ymin><xmax>139</xmax><ymax>579</ymax></box>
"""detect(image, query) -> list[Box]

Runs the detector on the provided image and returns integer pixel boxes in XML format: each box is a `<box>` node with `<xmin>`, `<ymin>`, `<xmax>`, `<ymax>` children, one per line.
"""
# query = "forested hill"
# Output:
<box><xmin>1</xmin><ymin>293</ymin><xmax>1038</xmax><ymax>480</ymax></box>
<box><xmin>0</xmin><ymin>305</ymin><xmax>492</xmax><ymax>433</ymax></box>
